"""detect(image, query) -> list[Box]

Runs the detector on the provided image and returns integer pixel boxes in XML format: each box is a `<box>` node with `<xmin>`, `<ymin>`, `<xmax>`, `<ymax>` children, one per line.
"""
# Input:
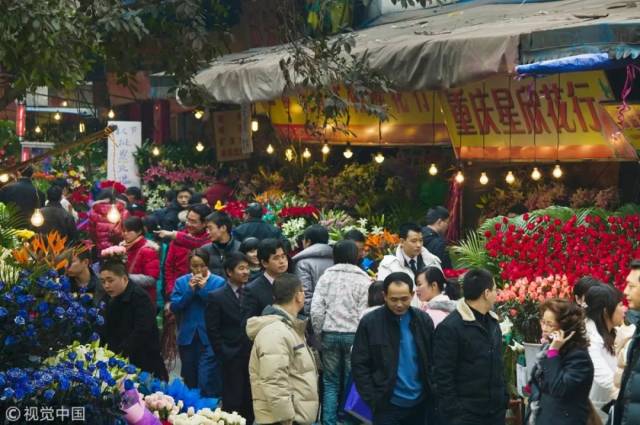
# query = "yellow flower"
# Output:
<box><xmin>69</xmin><ymin>170</ymin><xmax>77</xmax><ymax>177</ymax></box>
<box><xmin>214</xmin><ymin>200</ymin><xmax>224</xmax><ymax>211</ymax></box>
<box><xmin>15</xmin><ymin>229</ymin><xmax>35</xmax><ymax>240</ymax></box>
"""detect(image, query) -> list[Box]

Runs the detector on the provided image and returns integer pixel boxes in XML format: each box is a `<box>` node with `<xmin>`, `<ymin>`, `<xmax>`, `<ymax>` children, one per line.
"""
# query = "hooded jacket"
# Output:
<box><xmin>88</xmin><ymin>199</ymin><xmax>130</xmax><ymax>252</ymax></box>
<box><xmin>292</xmin><ymin>243</ymin><xmax>334</xmax><ymax>316</ymax></box>
<box><xmin>422</xmin><ymin>293</ymin><xmax>457</xmax><ymax>328</ymax></box>
<box><xmin>310</xmin><ymin>263</ymin><xmax>370</xmax><ymax>336</ymax></box>
<box><xmin>201</xmin><ymin>237</ymin><xmax>241</xmax><ymax>277</ymax></box>
<box><xmin>124</xmin><ymin>237</ymin><xmax>161</xmax><ymax>304</ymax></box>
<box><xmin>246</xmin><ymin>305</ymin><xmax>319</xmax><ymax>425</ymax></box>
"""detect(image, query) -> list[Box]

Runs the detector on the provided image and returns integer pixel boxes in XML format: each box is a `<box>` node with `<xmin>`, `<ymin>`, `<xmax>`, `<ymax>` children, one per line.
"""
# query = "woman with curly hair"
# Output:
<box><xmin>527</xmin><ymin>299</ymin><xmax>596</xmax><ymax>425</ymax></box>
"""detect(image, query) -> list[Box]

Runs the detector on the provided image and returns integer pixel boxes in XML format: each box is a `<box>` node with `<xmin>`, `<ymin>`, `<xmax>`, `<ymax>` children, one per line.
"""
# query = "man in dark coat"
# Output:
<box><xmin>614</xmin><ymin>259</ymin><xmax>640</xmax><ymax>425</ymax></box>
<box><xmin>241</xmin><ymin>238</ymin><xmax>289</xmax><ymax>322</ymax></box>
<box><xmin>351</xmin><ymin>272</ymin><xmax>435</xmax><ymax>425</ymax></box>
<box><xmin>0</xmin><ymin>166</ymin><xmax>44</xmax><ymax>222</ymax></box>
<box><xmin>433</xmin><ymin>268</ymin><xmax>508</xmax><ymax>425</ymax></box>
<box><xmin>233</xmin><ymin>202</ymin><xmax>282</xmax><ymax>242</ymax></box>
<box><xmin>202</xmin><ymin>211</ymin><xmax>241</xmax><ymax>277</ymax></box>
<box><xmin>66</xmin><ymin>250</ymin><xmax>106</xmax><ymax>307</ymax></box>
<box><xmin>205</xmin><ymin>252</ymin><xmax>254</xmax><ymax>425</ymax></box>
<box><xmin>421</xmin><ymin>206</ymin><xmax>452</xmax><ymax>269</ymax></box>
<box><xmin>99</xmin><ymin>260</ymin><xmax>168</xmax><ymax>380</ymax></box>
<box><xmin>38</xmin><ymin>185</ymin><xmax>78</xmax><ymax>243</ymax></box>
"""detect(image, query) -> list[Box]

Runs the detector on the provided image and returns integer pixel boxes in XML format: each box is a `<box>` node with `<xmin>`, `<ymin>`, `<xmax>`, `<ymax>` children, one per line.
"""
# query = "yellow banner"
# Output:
<box><xmin>440</xmin><ymin>71</ymin><xmax>635</xmax><ymax>161</ymax></box>
<box><xmin>262</xmin><ymin>89</ymin><xmax>449</xmax><ymax>146</ymax></box>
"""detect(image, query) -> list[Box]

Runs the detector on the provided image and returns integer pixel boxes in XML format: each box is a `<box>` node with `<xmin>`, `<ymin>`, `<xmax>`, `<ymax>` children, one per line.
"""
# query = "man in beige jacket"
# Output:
<box><xmin>246</xmin><ymin>273</ymin><xmax>319</xmax><ymax>425</ymax></box>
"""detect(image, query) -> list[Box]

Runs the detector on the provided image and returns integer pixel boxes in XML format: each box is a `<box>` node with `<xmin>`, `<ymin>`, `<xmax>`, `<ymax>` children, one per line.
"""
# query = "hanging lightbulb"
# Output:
<box><xmin>61</xmin><ymin>100</ymin><xmax>68</xmax><ymax>107</ymax></box>
<box><xmin>107</xmin><ymin>203</ymin><xmax>121</xmax><ymax>224</ymax></box>
<box><xmin>531</xmin><ymin>167</ymin><xmax>542</xmax><ymax>181</ymax></box>
<box><xmin>505</xmin><ymin>171</ymin><xmax>516</xmax><ymax>185</ymax></box>
<box><xmin>34</xmin><ymin>125</ymin><xmax>42</xmax><ymax>134</ymax></box>
<box><xmin>266</xmin><ymin>144</ymin><xmax>274</xmax><ymax>154</ymax></box>
<box><xmin>374</xmin><ymin>152</ymin><xmax>385</xmax><ymax>164</ymax></box>
<box><xmin>152</xmin><ymin>146</ymin><xmax>161</xmax><ymax>156</ymax></box>
<box><xmin>454</xmin><ymin>170</ymin><xmax>465</xmax><ymax>184</ymax></box>
<box><xmin>285</xmin><ymin>148</ymin><xmax>294</xmax><ymax>162</ymax></box>
<box><xmin>302</xmin><ymin>148</ymin><xmax>311</xmax><ymax>159</ymax></box>
<box><xmin>0</xmin><ymin>173</ymin><xmax>9</xmax><ymax>183</ymax></box>
<box><xmin>321</xmin><ymin>143</ymin><xmax>330</xmax><ymax>155</ymax></box>
<box><xmin>78</xmin><ymin>122</ymin><xmax>86</xmax><ymax>133</ymax></box>
<box><xmin>428</xmin><ymin>163</ymin><xmax>438</xmax><ymax>176</ymax></box>
<box><xmin>193</xmin><ymin>109</ymin><xmax>204</xmax><ymax>120</ymax></box>
<box><xmin>195</xmin><ymin>142</ymin><xmax>205</xmax><ymax>152</ymax></box>
<box><xmin>552</xmin><ymin>163</ymin><xmax>563</xmax><ymax>179</ymax></box>
<box><xmin>30</xmin><ymin>209</ymin><xmax>44</xmax><ymax>227</ymax></box>
<box><xmin>251</xmin><ymin>119</ymin><xmax>259</xmax><ymax>132</ymax></box>
<box><xmin>107</xmin><ymin>109</ymin><xmax>115</xmax><ymax>119</ymax></box>
<box><xmin>53</xmin><ymin>112</ymin><xmax>61</xmax><ymax>121</ymax></box>
<box><xmin>343</xmin><ymin>147</ymin><xmax>353</xmax><ymax>159</ymax></box>
<box><xmin>479</xmin><ymin>172</ymin><xmax>489</xmax><ymax>185</ymax></box>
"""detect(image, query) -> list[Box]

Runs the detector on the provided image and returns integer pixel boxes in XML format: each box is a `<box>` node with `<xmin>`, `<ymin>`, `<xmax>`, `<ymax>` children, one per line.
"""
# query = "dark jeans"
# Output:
<box><xmin>179</xmin><ymin>333</ymin><xmax>221</xmax><ymax>397</ymax></box>
<box><xmin>321</xmin><ymin>332</ymin><xmax>355</xmax><ymax>425</ymax></box>
<box><xmin>373</xmin><ymin>401</ymin><xmax>426</xmax><ymax>425</ymax></box>
<box><xmin>447</xmin><ymin>410</ymin><xmax>506</xmax><ymax>425</ymax></box>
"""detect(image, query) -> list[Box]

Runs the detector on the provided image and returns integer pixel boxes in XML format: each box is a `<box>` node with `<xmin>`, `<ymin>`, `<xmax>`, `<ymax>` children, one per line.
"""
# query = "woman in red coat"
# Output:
<box><xmin>121</xmin><ymin>216</ymin><xmax>160</xmax><ymax>304</ymax></box>
<box><xmin>88</xmin><ymin>190</ymin><xmax>130</xmax><ymax>252</ymax></box>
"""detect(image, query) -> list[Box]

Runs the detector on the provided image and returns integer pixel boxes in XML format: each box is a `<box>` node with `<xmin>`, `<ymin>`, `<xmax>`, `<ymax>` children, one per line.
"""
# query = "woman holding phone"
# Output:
<box><xmin>526</xmin><ymin>299</ymin><xmax>596</xmax><ymax>425</ymax></box>
<box><xmin>170</xmin><ymin>248</ymin><xmax>225</xmax><ymax>396</ymax></box>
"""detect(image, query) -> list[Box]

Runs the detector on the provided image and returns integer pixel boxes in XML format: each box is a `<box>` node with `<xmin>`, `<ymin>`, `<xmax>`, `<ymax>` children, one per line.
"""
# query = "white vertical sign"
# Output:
<box><xmin>107</xmin><ymin>121</ymin><xmax>142</xmax><ymax>187</ymax></box>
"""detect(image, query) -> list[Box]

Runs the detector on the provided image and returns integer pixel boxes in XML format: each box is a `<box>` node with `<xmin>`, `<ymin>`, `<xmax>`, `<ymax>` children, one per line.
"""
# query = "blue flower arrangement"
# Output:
<box><xmin>136</xmin><ymin>371</ymin><xmax>219</xmax><ymax>413</ymax></box>
<box><xmin>0</xmin><ymin>270</ymin><xmax>103</xmax><ymax>368</ymax></box>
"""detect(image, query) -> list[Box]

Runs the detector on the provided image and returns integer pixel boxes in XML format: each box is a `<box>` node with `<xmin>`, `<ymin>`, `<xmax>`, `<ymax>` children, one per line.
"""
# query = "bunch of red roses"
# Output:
<box><xmin>485</xmin><ymin>213</ymin><xmax>640</xmax><ymax>291</ymax></box>
<box><xmin>221</xmin><ymin>200</ymin><xmax>248</xmax><ymax>219</ymax></box>
<box><xmin>278</xmin><ymin>205</ymin><xmax>319</xmax><ymax>220</ymax></box>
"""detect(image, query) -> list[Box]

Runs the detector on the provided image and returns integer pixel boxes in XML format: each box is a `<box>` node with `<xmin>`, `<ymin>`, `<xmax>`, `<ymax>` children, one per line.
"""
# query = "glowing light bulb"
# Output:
<box><xmin>374</xmin><ymin>152</ymin><xmax>385</xmax><ymax>164</ymax></box>
<box><xmin>30</xmin><ymin>209</ymin><xmax>44</xmax><ymax>227</ymax></box>
<box><xmin>107</xmin><ymin>204</ymin><xmax>121</xmax><ymax>224</ymax></box>
<box><xmin>321</xmin><ymin>143</ymin><xmax>330</xmax><ymax>155</ymax></box>
<box><xmin>531</xmin><ymin>167</ymin><xmax>542</xmax><ymax>181</ymax></box>
<box><xmin>79</xmin><ymin>122</ymin><xmax>86</xmax><ymax>133</ymax></box>
<box><xmin>454</xmin><ymin>170</ymin><xmax>465</xmax><ymax>184</ymax></box>
<box><xmin>343</xmin><ymin>148</ymin><xmax>353</xmax><ymax>159</ymax></box>
<box><xmin>266</xmin><ymin>144</ymin><xmax>274</xmax><ymax>154</ymax></box>
<box><xmin>302</xmin><ymin>148</ymin><xmax>311</xmax><ymax>159</ymax></box>
<box><xmin>195</xmin><ymin>142</ymin><xmax>205</xmax><ymax>152</ymax></box>
<box><xmin>107</xmin><ymin>109</ymin><xmax>115</xmax><ymax>119</ymax></box>
<box><xmin>552</xmin><ymin>164</ymin><xmax>563</xmax><ymax>179</ymax></box>
<box><xmin>53</xmin><ymin>112</ymin><xmax>61</xmax><ymax>121</ymax></box>
<box><xmin>428</xmin><ymin>163</ymin><xmax>438</xmax><ymax>176</ymax></box>
<box><xmin>251</xmin><ymin>120</ymin><xmax>259</xmax><ymax>132</ymax></box>
<box><xmin>34</xmin><ymin>125</ymin><xmax>42</xmax><ymax>134</ymax></box>
<box><xmin>152</xmin><ymin>146</ymin><xmax>160</xmax><ymax>156</ymax></box>
<box><xmin>505</xmin><ymin>171</ymin><xmax>515</xmax><ymax>185</ymax></box>
<box><xmin>0</xmin><ymin>173</ymin><xmax>9</xmax><ymax>183</ymax></box>
<box><xmin>285</xmin><ymin>148</ymin><xmax>294</xmax><ymax>162</ymax></box>
<box><xmin>61</xmin><ymin>100</ymin><xmax>68</xmax><ymax>107</ymax></box>
<box><xmin>194</xmin><ymin>110</ymin><xmax>204</xmax><ymax>120</ymax></box>
<box><xmin>479</xmin><ymin>172</ymin><xmax>489</xmax><ymax>185</ymax></box>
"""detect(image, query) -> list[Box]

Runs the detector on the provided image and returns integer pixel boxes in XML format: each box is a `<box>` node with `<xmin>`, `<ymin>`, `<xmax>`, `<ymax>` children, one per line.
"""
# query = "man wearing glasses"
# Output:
<box><xmin>612</xmin><ymin>259</ymin><xmax>640</xmax><ymax>425</ymax></box>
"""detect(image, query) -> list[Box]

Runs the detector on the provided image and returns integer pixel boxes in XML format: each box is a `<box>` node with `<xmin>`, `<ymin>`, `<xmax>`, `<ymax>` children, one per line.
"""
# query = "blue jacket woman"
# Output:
<box><xmin>170</xmin><ymin>248</ymin><xmax>225</xmax><ymax>397</ymax></box>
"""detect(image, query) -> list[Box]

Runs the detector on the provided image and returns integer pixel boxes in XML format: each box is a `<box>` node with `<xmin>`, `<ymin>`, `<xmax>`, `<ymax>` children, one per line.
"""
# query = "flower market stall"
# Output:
<box><xmin>0</xmin><ymin>208</ymin><xmax>245</xmax><ymax>425</ymax></box>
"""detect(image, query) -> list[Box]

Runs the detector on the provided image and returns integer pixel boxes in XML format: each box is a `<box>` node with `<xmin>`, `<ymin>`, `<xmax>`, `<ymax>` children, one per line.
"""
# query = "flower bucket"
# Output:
<box><xmin>522</xmin><ymin>342</ymin><xmax>543</xmax><ymax>380</ymax></box>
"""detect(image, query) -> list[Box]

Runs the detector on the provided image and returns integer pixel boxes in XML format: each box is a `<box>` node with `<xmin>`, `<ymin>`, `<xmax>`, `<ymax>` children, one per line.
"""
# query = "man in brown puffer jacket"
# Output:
<box><xmin>246</xmin><ymin>273</ymin><xmax>319</xmax><ymax>425</ymax></box>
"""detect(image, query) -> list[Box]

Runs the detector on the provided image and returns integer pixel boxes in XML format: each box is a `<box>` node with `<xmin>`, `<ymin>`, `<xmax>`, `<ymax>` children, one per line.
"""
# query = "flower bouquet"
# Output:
<box><xmin>169</xmin><ymin>407</ymin><xmax>246</xmax><ymax>425</ymax></box>
<box><xmin>495</xmin><ymin>274</ymin><xmax>572</xmax><ymax>343</ymax></box>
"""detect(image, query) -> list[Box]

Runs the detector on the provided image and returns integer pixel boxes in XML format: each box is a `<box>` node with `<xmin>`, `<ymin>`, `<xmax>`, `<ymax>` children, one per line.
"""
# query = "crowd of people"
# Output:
<box><xmin>2</xmin><ymin>169</ymin><xmax>640</xmax><ymax>425</ymax></box>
